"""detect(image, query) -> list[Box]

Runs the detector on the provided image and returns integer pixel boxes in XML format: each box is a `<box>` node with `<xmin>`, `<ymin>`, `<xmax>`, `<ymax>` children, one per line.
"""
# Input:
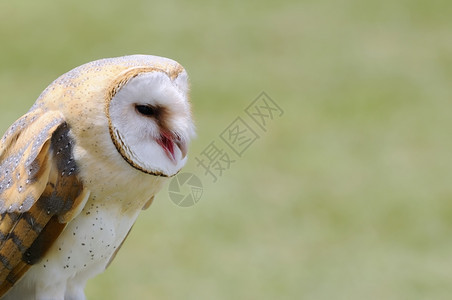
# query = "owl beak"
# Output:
<box><xmin>176</xmin><ymin>139</ymin><xmax>188</xmax><ymax>160</ymax></box>
<box><xmin>157</xmin><ymin>132</ymin><xmax>187</xmax><ymax>162</ymax></box>
<box><xmin>157</xmin><ymin>132</ymin><xmax>176</xmax><ymax>162</ymax></box>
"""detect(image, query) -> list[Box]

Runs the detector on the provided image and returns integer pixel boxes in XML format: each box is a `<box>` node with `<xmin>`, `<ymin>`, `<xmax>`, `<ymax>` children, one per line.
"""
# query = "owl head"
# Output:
<box><xmin>34</xmin><ymin>55</ymin><xmax>195</xmax><ymax>178</ymax></box>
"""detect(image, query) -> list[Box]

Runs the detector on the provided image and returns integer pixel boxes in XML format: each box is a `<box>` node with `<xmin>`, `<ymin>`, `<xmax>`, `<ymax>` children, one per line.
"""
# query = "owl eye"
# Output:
<box><xmin>135</xmin><ymin>105</ymin><xmax>156</xmax><ymax>117</ymax></box>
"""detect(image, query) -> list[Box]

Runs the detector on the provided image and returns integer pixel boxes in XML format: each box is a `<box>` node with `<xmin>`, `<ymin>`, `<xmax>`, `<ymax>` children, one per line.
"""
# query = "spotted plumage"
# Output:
<box><xmin>0</xmin><ymin>55</ymin><xmax>194</xmax><ymax>299</ymax></box>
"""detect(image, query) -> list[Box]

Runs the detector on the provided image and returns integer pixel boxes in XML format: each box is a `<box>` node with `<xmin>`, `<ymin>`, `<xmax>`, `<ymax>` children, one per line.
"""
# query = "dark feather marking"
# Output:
<box><xmin>50</xmin><ymin>123</ymin><xmax>78</xmax><ymax>178</ymax></box>
<box><xmin>5</xmin><ymin>271</ymin><xmax>17</xmax><ymax>284</ymax></box>
<box><xmin>23</xmin><ymin>216</ymin><xmax>65</xmax><ymax>265</ymax></box>
<box><xmin>27</xmin><ymin>160</ymin><xmax>41</xmax><ymax>184</ymax></box>
<box><xmin>8</xmin><ymin>233</ymin><xmax>26</xmax><ymax>253</ymax></box>
<box><xmin>6</xmin><ymin>213</ymin><xmax>19</xmax><ymax>224</ymax></box>
<box><xmin>35</xmin><ymin>123</ymin><xmax>80</xmax><ymax>217</ymax></box>
<box><xmin>0</xmin><ymin>254</ymin><xmax>12</xmax><ymax>271</ymax></box>
<box><xmin>22</xmin><ymin>212</ymin><xmax>44</xmax><ymax>233</ymax></box>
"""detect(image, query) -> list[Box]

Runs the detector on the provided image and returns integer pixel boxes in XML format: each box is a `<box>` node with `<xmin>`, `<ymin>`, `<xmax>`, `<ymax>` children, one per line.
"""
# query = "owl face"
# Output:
<box><xmin>108</xmin><ymin>69</ymin><xmax>195</xmax><ymax>177</ymax></box>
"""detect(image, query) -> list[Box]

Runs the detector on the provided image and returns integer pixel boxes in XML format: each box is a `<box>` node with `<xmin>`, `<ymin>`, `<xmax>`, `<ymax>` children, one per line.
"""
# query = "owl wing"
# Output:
<box><xmin>0</xmin><ymin>109</ymin><xmax>89</xmax><ymax>296</ymax></box>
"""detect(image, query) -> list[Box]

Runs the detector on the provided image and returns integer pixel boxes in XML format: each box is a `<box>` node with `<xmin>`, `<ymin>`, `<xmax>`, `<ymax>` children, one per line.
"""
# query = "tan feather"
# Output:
<box><xmin>0</xmin><ymin>113</ymin><xmax>87</xmax><ymax>297</ymax></box>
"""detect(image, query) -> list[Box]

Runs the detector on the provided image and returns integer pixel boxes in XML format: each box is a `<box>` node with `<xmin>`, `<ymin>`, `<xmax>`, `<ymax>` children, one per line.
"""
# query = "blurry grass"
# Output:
<box><xmin>1</xmin><ymin>0</ymin><xmax>452</xmax><ymax>299</ymax></box>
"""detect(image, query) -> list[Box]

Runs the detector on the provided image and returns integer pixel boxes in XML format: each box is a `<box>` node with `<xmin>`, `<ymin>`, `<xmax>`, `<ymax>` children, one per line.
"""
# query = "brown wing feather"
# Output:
<box><xmin>0</xmin><ymin>111</ymin><xmax>88</xmax><ymax>296</ymax></box>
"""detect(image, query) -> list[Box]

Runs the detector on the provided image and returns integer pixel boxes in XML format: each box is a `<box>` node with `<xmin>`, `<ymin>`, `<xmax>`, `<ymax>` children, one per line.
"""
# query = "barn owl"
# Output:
<box><xmin>0</xmin><ymin>55</ymin><xmax>195</xmax><ymax>300</ymax></box>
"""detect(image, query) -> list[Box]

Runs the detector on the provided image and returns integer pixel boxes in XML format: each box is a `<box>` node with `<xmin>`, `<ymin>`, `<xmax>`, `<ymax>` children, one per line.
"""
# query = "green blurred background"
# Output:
<box><xmin>1</xmin><ymin>0</ymin><xmax>452</xmax><ymax>299</ymax></box>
